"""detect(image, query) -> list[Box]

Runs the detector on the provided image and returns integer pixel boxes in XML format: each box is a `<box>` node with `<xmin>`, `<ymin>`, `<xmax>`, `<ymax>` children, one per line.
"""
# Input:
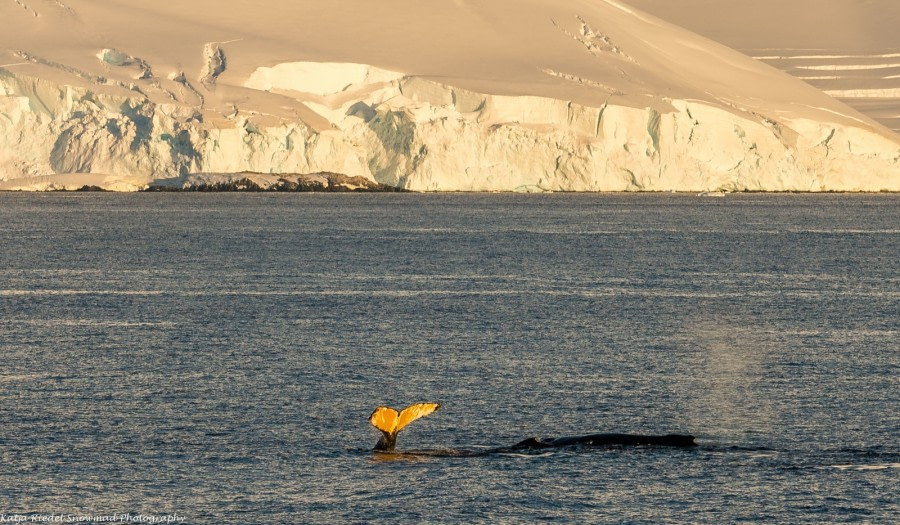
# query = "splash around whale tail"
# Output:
<box><xmin>369</xmin><ymin>403</ymin><xmax>441</xmax><ymax>451</ymax></box>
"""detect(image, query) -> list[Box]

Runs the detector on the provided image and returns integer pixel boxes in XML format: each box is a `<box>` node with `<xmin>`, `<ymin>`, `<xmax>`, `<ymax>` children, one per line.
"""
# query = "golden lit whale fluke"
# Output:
<box><xmin>369</xmin><ymin>402</ymin><xmax>441</xmax><ymax>451</ymax></box>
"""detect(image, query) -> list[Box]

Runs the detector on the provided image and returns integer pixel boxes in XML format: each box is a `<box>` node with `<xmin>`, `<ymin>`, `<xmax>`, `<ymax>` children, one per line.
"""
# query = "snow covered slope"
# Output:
<box><xmin>627</xmin><ymin>0</ymin><xmax>900</xmax><ymax>134</ymax></box>
<box><xmin>0</xmin><ymin>0</ymin><xmax>898</xmax><ymax>191</ymax></box>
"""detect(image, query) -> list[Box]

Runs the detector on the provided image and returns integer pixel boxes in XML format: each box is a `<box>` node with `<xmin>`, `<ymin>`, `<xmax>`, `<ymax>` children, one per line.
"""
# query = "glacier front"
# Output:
<box><xmin>0</xmin><ymin>0</ymin><xmax>898</xmax><ymax>191</ymax></box>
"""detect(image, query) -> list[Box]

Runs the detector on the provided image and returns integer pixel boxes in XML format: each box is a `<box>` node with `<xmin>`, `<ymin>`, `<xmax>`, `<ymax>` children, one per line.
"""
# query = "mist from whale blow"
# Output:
<box><xmin>368</xmin><ymin>403</ymin><xmax>696</xmax><ymax>454</ymax></box>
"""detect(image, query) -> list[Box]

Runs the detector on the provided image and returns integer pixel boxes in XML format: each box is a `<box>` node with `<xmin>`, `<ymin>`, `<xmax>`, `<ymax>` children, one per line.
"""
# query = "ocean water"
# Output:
<box><xmin>0</xmin><ymin>193</ymin><xmax>897</xmax><ymax>523</ymax></box>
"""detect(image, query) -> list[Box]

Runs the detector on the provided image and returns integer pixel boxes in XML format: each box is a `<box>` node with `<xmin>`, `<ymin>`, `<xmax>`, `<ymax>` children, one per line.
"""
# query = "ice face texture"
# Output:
<box><xmin>0</xmin><ymin>0</ymin><xmax>898</xmax><ymax>191</ymax></box>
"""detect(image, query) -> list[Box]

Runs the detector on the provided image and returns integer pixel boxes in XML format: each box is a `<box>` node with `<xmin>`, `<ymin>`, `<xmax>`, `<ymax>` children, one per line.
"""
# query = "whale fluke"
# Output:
<box><xmin>369</xmin><ymin>402</ymin><xmax>441</xmax><ymax>451</ymax></box>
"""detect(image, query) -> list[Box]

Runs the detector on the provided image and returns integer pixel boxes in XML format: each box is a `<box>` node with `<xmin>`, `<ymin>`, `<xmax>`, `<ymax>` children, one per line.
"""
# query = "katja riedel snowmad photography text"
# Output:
<box><xmin>0</xmin><ymin>514</ymin><xmax>185</xmax><ymax>524</ymax></box>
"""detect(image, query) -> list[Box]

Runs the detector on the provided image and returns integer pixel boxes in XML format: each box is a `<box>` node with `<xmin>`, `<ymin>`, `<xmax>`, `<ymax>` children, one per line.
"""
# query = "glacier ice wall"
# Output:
<box><xmin>1</xmin><ymin>64</ymin><xmax>899</xmax><ymax>192</ymax></box>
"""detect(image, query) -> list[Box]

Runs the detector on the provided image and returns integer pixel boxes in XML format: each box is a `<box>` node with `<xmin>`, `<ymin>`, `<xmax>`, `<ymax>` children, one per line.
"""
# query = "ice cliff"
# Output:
<box><xmin>1</xmin><ymin>0</ymin><xmax>898</xmax><ymax>191</ymax></box>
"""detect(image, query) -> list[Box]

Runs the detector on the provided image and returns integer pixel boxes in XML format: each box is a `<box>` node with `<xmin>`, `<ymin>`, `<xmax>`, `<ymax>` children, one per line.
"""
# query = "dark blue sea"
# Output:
<box><xmin>0</xmin><ymin>193</ymin><xmax>897</xmax><ymax>523</ymax></box>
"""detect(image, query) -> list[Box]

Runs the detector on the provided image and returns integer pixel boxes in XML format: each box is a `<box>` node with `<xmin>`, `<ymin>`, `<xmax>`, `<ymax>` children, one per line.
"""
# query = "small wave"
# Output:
<box><xmin>828</xmin><ymin>463</ymin><xmax>900</xmax><ymax>471</ymax></box>
<box><xmin>0</xmin><ymin>289</ymin><xmax>164</xmax><ymax>296</ymax></box>
<box><xmin>701</xmin><ymin>445</ymin><xmax>778</xmax><ymax>454</ymax></box>
<box><xmin>3</xmin><ymin>318</ymin><xmax>175</xmax><ymax>328</ymax></box>
<box><xmin>495</xmin><ymin>451</ymin><xmax>556</xmax><ymax>459</ymax></box>
<box><xmin>0</xmin><ymin>373</ymin><xmax>46</xmax><ymax>382</ymax></box>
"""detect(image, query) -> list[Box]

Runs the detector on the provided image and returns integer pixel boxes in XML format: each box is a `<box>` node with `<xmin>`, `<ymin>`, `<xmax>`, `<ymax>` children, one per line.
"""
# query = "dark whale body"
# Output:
<box><xmin>507</xmin><ymin>433</ymin><xmax>697</xmax><ymax>450</ymax></box>
<box><xmin>373</xmin><ymin>433</ymin><xmax>697</xmax><ymax>458</ymax></box>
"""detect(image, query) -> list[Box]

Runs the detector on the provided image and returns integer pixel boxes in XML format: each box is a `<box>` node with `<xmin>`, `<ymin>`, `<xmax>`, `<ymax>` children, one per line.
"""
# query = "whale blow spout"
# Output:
<box><xmin>369</xmin><ymin>403</ymin><xmax>441</xmax><ymax>451</ymax></box>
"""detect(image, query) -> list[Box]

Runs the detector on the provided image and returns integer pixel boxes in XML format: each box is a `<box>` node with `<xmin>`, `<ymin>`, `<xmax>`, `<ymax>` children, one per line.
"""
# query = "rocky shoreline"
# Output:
<box><xmin>143</xmin><ymin>172</ymin><xmax>405</xmax><ymax>192</ymax></box>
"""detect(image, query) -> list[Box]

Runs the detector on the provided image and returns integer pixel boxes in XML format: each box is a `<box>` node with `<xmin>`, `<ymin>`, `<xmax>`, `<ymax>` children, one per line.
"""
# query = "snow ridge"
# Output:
<box><xmin>11</xmin><ymin>0</ymin><xmax>38</xmax><ymax>17</ymax></box>
<box><xmin>756</xmin><ymin>51</ymin><xmax>900</xmax><ymax>132</ymax></box>
<box><xmin>200</xmin><ymin>43</ymin><xmax>226</xmax><ymax>89</ymax></box>
<box><xmin>552</xmin><ymin>16</ymin><xmax>637</xmax><ymax>63</ymax></box>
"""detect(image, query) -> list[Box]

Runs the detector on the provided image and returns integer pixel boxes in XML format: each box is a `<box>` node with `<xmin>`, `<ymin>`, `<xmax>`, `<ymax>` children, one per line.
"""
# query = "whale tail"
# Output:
<box><xmin>369</xmin><ymin>402</ymin><xmax>440</xmax><ymax>451</ymax></box>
